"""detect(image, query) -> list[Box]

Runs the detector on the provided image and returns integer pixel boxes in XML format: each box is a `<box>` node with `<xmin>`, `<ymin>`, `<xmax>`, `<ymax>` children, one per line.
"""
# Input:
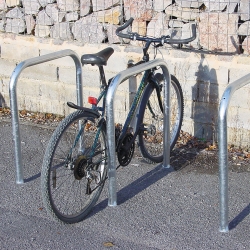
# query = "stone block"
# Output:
<box><xmin>80</xmin><ymin>0</ymin><xmax>91</xmax><ymax>17</ymax></box>
<box><xmin>229</xmin><ymin>66</ymin><xmax>250</xmax><ymax>83</ymax></box>
<box><xmin>181</xmin><ymin>118</ymin><xmax>193</xmax><ymax>135</ymax></box>
<box><xmin>97</xmin><ymin>6</ymin><xmax>122</xmax><ymax>25</ymax></box>
<box><xmin>229</xmin><ymin>85</ymin><xmax>250</xmax><ymax>110</ymax></box>
<box><xmin>165</xmin><ymin>4</ymin><xmax>200</xmax><ymax>21</ymax></box>
<box><xmin>1</xmin><ymin>79</ymin><xmax>10</xmax><ymax>105</ymax></box>
<box><xmin>132</xmin><ymin>20</ymin><xmax>147</xmax><ymax>36</ymax></box>
<box><xmin>1</xmin><ymin>43</ymin><xmax>39</xmax><ymax>62</ymax></box>
<box><xmin>63</xmin><ymin>83</ymin><xmax>80</xmax><ymax>103</ymax></box>
<box><xmin>65</xmin><ymin>11</ymin><xmax>79</xmax><ymax>22</ymax></box>
<box><xmin>0</xmin><ymin>78</ymin><xmax>4</xmax><ymax>93</ymax></box>
<box><xmin>217</xmin><ymin>84</ymin><xmax>229</xmax><ymax>100</ymax></box>
<box><xmin>84</xmin><ymin>87</ymin><xmax>101</xmax><ymax>101</ymax></box>
<box><xmin>175</xmin><ymin>0</ymin><xmax>204</xmax><ymax>8</ymax></box>
<box><xmin>22</xmin><ymin>0</ymin><xmax>41</xmax><ymax>15</ymax></box>
<box><xmin>179</xmin><ymin>79</ymin><xmax>196</xmax><ymax>101</ymax></box>
<box><xmin>58</xmin><ymin>66</ymin><xmax>100</xmax><ymax>86</ymax></box>
<box><xmin>45</xmin><ymin>4</ymin><xmax>59</xmax><ymax>23</ymax></box>
<box><xmin>195</xmin><ymin>63</ymin><xmax>229</xmax><ymax>85</ymax></box>
<box><xmin>197</xmin><ymin>82</ymin><xmax>220</xmax><ymax>104</ymax></box>
<box><xmin>174</xmin><ymin>59</ymin><xmax>200</xmax><ymax>82</ymax></box>
<box><xmin>38</xmin><ymin>98</ymin><xmax>65</xmax><ymax>115</ymax></box>
<box><xmin>106</xmin><ymin>52</ymin><xmax>128</xmax><ymax>73</ymax></box>
<box><xmin>58</xmin><ymin>12</ymin><xmax>66</xmax><ymax>22</ymax></box>
<box><xmin>228</xmin><ymin>126</ymin><xmax>250</xmax><ymax>147</ymax></box>
<box><xmin>106</xmin><ymin>24</ymin><xmax>121</xmax><ymax>44</ymax></box>
<box><xmin>169</xmin><ymin>19</ymin><xmax>184</xmax><ymax>28</ymax></box>
<box><xmin>5</xmin><ymin>18</ymin><xmax>25</xmax><ymax>34</ymax></box>
<box><xmin>0</xmin><ymin>58</ymin><xmax>17</xmax><ymax>77</ymax></box>
<box><xmin>25</xmin><ymin>15</ymin><xmax>36</xmax><ymax>34</ymax></box>
<box><xmin>0</xmin><ymin>10</ymin><xmax>5</xmax><ymax>19</ymax></box>
<box><xmin>199</xmin><ymin>12</ymin><xmax>239</xmax><ymax>53</ymax></box>
<box><xmin>147</xmin><ymin>12</ymin><xmax>169</xmax><ymax>38</ymax></box>
<box><xmin>215</xmin><ymin>66</ymin><xmax>230</xmax><ymax>85</ymax></box>
<box><xmin>124</xmin><ymin>0</ymin><xmax>153</xmax><ymax>21</ymax></box>
<box><xmin>17</xmin><ymin>79</ymin><xmax>40</xmax><ymax>97</ymax></box>
<box><xmin>36</xmin><ymin>10</ymin><xmax>54</xmax><ymax>25</ymax></box>
<box><xmin>239</xmin><ymin>0</ymin><xmax>250</xmax><ymax>20</ymax></box>
<box><xmin>57</xmin><ymin>0</ymin><xmax>79</xmax><ymax>12</ymax></box>
<box><xmin>1</xmin><ymin>78</ymin><xmax>10</xmax><ymax>93</ymax></box>
<box><xmin>191</xmin><ymin>101</ymin><xmax>218</xmax><ymax>127</ymax></box>
<box><xmin>21</xmin><ymin>63</ymin><xmax>57</xmax><ymax>81</ymax></box>
<box><xmin>38</xmin><ymin>0</ymin><xmax>56</xmax><ymax>7</ymax></box>
<box><xmin>72</xmin><ymin>15</ymin><xmax>107</xmax><ymax>43</ymax></box>
<box><xmin>167</xmin><ymin>27</ymin><xmax>182</xmax><ymax>40</ymax></box>
<box><xmin>238</xmin><ymin>21</ymin><xmax>250</xmax><ymax>36</ymax></box>
<box><xmin>203</xmin><ymin>0</ymin><xmax>229</xmax><ymax>12</ymax></box>
<box><xmin>39</xmin><ymin>49</ymin><xmax>77</xmax><ymax>67</ymax></box>
<box><xmin>0</xmin><ymin>0</ymin><xmax>7</xmax><ymax>10</ymax></box>
<box><xmin>0</xmin><ymin>20</ymin><xmax>5</xmax><ymax>32</ymax></box>
<box><xmin>242</xmin><ymin>36</ymin><xmax>250</xmax><ymax>54</ymax></box>
<box><xmin>6</xmin><ymin>6</ymin><xmax>24</xmax><ymax>18</ymax></box>
<box><xmin>228</xmin><ymin>106</ymin><xmax>250</xmax><ymax>130</ymax></box>
<box><xmin>181</xmin><ymin>22</ymin><xmax>200</xmax><ymax>49</ymax></box>
<box><xmin>92</xmin><ymin>0</ymin><xmax>120</xmax><ymax>11</ymax></box>
<box><xmin>35</xmin><ymin>24</ymin><xmax>50</xmax><ymax>37</ymax></box>
<box><xmin>153</xmin><ymin>0</ymin><xmax>173</xmax><ymax>11</ymax></box>
<box><xmin>38</xmin><ymin>80</ymin><xmax>62</xmax><ymax>100</ymax></box>
<box><xmin>51</xmin><ymin>22</ymin><xmax>73</xmax><ymax>40</ymax></box>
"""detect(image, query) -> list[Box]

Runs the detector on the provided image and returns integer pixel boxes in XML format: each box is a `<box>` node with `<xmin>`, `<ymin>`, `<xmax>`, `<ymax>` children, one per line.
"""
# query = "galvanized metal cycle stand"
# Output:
<box><xmin>219</xmin><ymin>73</ymin><xmax>250</xmax><ymax>232</ymax></box>
<box><xmin>105</xmin><ymin>59</ymin><xmax>171</xmax><ymax>207</ymax></box>
<box><xmin>9</xmin><ymin>50</ymin><xmax>83</xmax><ymax>184</ymax></box>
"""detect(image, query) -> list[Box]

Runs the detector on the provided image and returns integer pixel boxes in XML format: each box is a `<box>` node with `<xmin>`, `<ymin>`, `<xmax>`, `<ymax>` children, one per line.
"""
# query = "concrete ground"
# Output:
<box><xmin>0</xmin><ymin>117</ymin><xmax>250</xmax><ymax>249</ymax></box>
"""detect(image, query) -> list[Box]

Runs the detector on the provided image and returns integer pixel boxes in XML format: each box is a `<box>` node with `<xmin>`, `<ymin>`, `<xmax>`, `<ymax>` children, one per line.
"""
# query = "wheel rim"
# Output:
<box><xmin>140</xmin><ymin>78</ymin><xmax>182</xmax><ymax>159</ymax></box>
<box><xmin>47</xmin><ymin>117</ymin><xmax>107</xmax><ymax>221</ymax></box>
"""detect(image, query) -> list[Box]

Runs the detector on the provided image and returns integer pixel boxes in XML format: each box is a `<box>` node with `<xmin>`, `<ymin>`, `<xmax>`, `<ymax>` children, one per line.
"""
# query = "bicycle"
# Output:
<box><xmin>41</xmin><ymin>18</ymin><xmax>196</xmax><ymax>223</ymax></box>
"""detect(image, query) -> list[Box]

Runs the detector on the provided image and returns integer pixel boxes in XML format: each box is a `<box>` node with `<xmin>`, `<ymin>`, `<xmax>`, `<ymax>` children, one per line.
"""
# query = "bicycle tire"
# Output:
<box><xmin>138</xmin><ymin>74</ymin><xmax>184</xmax><ymax>163</ymax></box>
<box><xmin>41</xmin><ymin>110</ymin><xmax>107</xmax><ymax>224</ymax></box>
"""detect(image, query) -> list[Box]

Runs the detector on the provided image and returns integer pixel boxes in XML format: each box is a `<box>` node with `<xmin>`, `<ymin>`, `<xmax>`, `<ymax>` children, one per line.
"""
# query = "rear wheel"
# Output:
<box><xmin>41</xmin><ymin>110</ymin><xmax>107</xmax><ymax>223</ymax></box>
<box><xmin>138</xmin><ymin>74</ymin><xmax>184</xmax><ymax>163</ymax></box>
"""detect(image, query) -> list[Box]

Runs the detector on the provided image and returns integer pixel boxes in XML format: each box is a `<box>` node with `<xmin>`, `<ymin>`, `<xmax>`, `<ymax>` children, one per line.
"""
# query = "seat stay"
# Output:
<box><xmin>81</xmin><ymin>47</ymin><xmax>114</xmax><ymax>66</ymax></box>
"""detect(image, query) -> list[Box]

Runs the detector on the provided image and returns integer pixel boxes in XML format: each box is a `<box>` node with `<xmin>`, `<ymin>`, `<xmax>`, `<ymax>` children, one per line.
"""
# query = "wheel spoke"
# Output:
<box><xmin>138</xmin><ymin>75</ymin><xmax>184</xmax><ymax>163</ymax></box>
<box><xmin>41</xmin><ymin>111</ymin><xmax>107</xmax><ymax>223</ymax></box>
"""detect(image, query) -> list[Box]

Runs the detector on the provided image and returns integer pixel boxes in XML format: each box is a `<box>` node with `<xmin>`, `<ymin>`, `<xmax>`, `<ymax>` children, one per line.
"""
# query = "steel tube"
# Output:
<box><xmin>162</xmin><ymin>66</ymin><xmax>171</xmax><ymax>168</ymax></box>
<box><xmin>106</xmin><ymin>59</ymin><xmax>171</xmax><ymax>206</ymax></box>
<box><xmin>9</xmin><ymin>50</ymin><xmax>83</xmax><ymax>184</ymax></box>
<box><xmin>218</xmin><ymin>73</ymin><xmax>250</xmax><ymax>232</ymax></box>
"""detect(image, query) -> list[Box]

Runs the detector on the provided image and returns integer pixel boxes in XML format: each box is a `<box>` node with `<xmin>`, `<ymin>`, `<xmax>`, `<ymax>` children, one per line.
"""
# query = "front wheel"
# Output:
<box><xmin>138</xmin><ymin>74</ymin><xmax>184</xmax><ymax>163</ymax></box>
<box><xmin>41</xmin><ymin>110</ymin><xmax>107</xmax><ymax>223</ymax></box>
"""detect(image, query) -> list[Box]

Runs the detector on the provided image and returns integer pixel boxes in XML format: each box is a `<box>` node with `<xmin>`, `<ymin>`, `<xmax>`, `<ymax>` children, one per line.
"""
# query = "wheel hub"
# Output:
<box><xmin>74</xmin><ymin>155</ymin><xmax>87</xmax><ymax>180</ymax></box>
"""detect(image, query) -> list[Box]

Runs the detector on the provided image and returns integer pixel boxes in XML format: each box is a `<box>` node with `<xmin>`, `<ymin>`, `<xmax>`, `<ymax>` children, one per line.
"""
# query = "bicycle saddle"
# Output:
<box><xmin>81</xmin><ymin>47</ymin><xmax>114</xmax><ymax>66</ymax></box>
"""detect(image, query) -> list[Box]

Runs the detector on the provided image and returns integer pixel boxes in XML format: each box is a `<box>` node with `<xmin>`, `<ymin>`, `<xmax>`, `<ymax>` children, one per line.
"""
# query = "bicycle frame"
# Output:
<box><xmin>72</xmin><ymin>41</ymin><xmax>165</xmax><ymax>165</ymax></box>
<box><xmin>72</xmin><ymin>65</ymin><xmax>163</xmax><ymax>164</ymax></box>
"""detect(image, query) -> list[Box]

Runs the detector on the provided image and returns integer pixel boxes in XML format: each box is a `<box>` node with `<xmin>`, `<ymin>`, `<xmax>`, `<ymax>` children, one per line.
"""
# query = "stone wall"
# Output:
<box><xmin>1</xmin><ymin>0</ymin><xmax>250</xmax><ymax>147</ymax></box>
<box><xmin>1</xmin><ymin>32</ymin><xmax>250</xmax><ymax>147</ymax></box>
<box><xmin>0</xmin><ymin>0</ymin><xmax>250</xmax><ymax>53</ymax></box>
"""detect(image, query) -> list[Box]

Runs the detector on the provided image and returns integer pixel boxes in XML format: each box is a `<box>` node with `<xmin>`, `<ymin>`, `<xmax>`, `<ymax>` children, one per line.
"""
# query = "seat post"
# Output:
<box><xmin>98</xmin><ymin>66</ymin><xmax>107</xmax><ymax>87</ymax></box>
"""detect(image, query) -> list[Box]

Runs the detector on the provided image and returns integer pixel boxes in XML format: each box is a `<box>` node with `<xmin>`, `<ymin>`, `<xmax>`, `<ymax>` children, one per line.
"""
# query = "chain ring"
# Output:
<box><xmin>117</xmin><ymin>133</ymin><xmax>135</xmax><ymax>166</ymax></box>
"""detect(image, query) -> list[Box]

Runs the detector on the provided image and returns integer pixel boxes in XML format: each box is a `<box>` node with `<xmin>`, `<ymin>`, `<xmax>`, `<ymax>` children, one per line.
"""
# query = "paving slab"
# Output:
<box><xmin>0</xmin><ymin>118</ymin><xmax>250</xmax><ymax>249</ymax></box>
